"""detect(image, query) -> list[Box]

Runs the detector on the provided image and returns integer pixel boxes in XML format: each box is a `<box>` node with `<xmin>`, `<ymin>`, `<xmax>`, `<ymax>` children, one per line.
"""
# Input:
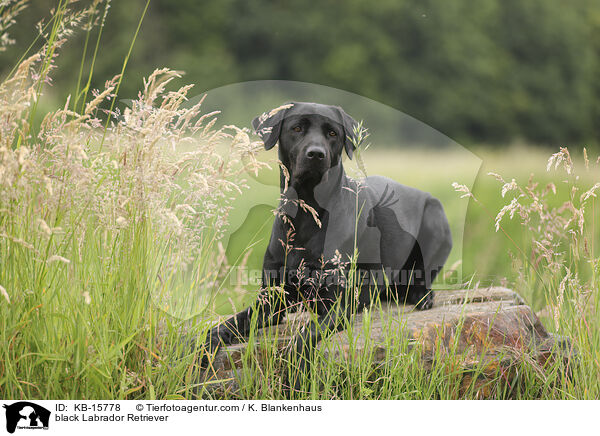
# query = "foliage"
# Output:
<box><xmin>2</xmin><ymin>0</ymin><xmax>600</xmax><ymax>146</ymax></box>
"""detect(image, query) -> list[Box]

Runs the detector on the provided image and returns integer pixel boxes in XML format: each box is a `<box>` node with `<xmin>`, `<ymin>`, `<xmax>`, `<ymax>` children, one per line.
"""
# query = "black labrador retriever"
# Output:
<box><xmin>200</xmin><ymin>102</ymin><xmax>452</xmax><ymax>391</ymax></box>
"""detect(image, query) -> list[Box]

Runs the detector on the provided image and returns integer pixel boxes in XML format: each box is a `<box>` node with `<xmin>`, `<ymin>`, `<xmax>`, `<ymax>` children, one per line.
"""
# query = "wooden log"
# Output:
<box><xmin>196</xmin><ymin>287</ymin><xmax>571</xmax><ymax>396</ymax></box>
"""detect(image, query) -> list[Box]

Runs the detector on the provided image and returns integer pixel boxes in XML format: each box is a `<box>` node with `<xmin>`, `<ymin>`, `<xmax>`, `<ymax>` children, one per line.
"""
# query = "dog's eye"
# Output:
<box><xmin>328</xmin><ymin>130</ymin><xmax>337</xmax><ymax>137</ymax></box>
<box><xmin>293</xmin><ymin>126</ymin><xmax>302</xmax><ymax>133</ymax></box>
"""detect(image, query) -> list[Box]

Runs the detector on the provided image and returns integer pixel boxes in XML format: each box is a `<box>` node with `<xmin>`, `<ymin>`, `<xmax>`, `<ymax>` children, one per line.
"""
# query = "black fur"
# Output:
<box><xmin>199</xmin><ymin>102</ymin><xmax>452</xmax><ymax>393</ymax></box>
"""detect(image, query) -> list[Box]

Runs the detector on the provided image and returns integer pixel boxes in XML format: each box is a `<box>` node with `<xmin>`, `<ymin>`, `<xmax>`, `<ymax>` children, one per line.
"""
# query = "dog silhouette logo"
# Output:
<box><xmin>2</xmin><ymin>402</ymin><xmax>50</xmax><ymax>433</ymax></box>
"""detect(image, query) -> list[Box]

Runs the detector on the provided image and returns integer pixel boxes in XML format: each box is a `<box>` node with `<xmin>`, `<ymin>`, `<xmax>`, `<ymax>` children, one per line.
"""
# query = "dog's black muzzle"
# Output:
<box><xmin>293</xmin><ymin>143</ymin><xmax>330</xmax><ymax>184</ymax></box>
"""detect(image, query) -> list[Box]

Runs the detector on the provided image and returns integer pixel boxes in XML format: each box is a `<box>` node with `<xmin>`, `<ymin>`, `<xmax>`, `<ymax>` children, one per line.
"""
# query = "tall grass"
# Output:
<box><xmin>1</xmin><ymin>2</ymin><xmax>598</xmax><ymax>400</ymax></box>
<box><xmin>0</xmin><ymin>1</ymin><xmax>265</xmax><ymax>399</ymax></box>
<box><xmin>454</xmin><ymin>147</ymin><xmax>600</xmax><ymax>399</ymax></box>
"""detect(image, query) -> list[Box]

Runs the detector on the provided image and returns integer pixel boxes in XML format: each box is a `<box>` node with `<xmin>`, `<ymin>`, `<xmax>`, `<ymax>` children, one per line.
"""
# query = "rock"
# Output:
<box><xmin>195</xmin><ymin>287</ymin><xmax>572</xmax><ymax>397</ymax></box>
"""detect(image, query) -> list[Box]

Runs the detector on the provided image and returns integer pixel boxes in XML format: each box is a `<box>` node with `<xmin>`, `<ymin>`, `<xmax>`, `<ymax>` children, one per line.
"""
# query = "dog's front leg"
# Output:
<box><xmin>200</xmin><ymin>289</ymin><xmax>286</xmax><ymax>367</ymax></box>
<box><xmin>283</xmin><ymin>301</ymin><xmax>350</xmax><ymax>395</ymax></box>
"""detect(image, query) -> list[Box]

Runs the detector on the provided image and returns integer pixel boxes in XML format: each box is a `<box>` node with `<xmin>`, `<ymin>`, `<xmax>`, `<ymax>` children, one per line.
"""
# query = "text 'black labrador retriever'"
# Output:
<box><xmin>200</xmin><ymin>102</ymin><xmax>452</xmax><ymax>392</ymax></box>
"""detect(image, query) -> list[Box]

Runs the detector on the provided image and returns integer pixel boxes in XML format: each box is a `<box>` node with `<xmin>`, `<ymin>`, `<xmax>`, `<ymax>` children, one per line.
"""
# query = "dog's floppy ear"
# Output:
<box><xmin>336</xmin><ymin>106</ymin><xmax>359</xmax><ymax>159</ymax></box>
<box><xmin>252</xmin><ymin>104</ymin><xmax>291</xmax><ymax>151</ymax></box>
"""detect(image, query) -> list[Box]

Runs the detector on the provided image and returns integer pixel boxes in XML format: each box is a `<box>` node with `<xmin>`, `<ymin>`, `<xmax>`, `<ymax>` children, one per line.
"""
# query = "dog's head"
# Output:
<box><xmin>252</xmin><ymin>102</ymin><xmax>358</xmax><ymax>188</ymax></box>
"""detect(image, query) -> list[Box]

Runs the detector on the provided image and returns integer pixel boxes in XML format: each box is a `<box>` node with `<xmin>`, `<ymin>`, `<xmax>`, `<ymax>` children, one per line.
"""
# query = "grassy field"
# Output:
<box><xmin>1</xmin><ymin>1</ymin><xmax>599</xmax><ymax>400</ymax></box>
<box><xmin>1</xmin><ymin>131</ymin><xmax>598</xmax><ymax>399</ymax></box>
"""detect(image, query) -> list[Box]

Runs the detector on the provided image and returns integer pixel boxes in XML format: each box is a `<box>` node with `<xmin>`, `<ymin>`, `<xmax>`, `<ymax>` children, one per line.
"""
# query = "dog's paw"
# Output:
<box><xmin>414</xmin><ymin>290</ymin><xmax>434</xmax><ymax>310</ymax></box>
<box><xmin>198</xmin><ymin>334</ymin><xmax>222</xmax><ymax>368</ymax></box>
<box><xmin>180</xmin><ymin>332</ymin><xmax>220</xmax><ymax>370</ymax></box>
<box><xmin>407</xmin><ymin>287</ymin><xmax>434</xmax><ymax>310</ymax></box>
<box><xmin>415</xmin><ymin>294</ymin><xmax>433</xmax><ymax>310</ymax></box>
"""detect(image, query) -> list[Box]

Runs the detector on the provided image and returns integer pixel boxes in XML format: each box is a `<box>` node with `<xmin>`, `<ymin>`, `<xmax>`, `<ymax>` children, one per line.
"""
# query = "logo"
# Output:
<box><xmin>2</xmin><ymin>402</ymin><xmax>50</xmax><ymax>434</ymax></box>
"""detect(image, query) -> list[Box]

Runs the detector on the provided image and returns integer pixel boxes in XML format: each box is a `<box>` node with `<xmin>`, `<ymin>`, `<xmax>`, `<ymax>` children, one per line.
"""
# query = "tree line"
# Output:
<box><xmin>2</xmin><ymin>0</ymin><xmax>599</xmax><ymax>147</ymax></box>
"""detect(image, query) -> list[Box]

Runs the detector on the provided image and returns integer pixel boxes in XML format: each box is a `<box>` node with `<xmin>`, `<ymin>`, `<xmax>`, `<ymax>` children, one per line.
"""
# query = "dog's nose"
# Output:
<box><xmin>306</xmin><ymin>146</ymin><xmax>326</xmax><ymax>160</ymax></box>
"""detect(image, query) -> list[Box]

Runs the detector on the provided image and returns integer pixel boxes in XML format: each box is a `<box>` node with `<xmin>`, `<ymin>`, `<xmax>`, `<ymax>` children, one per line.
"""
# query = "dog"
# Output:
<box><xmin>199</xmin><ymin>102</ymin><xmax>452</xmax><ymax>391</ymax></box>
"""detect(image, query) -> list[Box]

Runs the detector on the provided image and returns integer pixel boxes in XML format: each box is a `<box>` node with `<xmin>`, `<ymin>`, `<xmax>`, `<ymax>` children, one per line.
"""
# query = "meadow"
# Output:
<box><xmin>1</xmin><ymin>1</ymin><xmax>599</xmax><ymax>400</ymax></box>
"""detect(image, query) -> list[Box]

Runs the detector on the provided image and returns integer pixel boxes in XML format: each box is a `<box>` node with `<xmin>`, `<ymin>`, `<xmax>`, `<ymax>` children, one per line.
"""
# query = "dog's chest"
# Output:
<box><xmin>284</xmin><ymin>212</ymin><xmax>330</xmax><ymax>268</ymax></box>
<box><xmin>284</xmin><ymin>212</ymin><xmax>379</xmax><ymax>270</ymax></box>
